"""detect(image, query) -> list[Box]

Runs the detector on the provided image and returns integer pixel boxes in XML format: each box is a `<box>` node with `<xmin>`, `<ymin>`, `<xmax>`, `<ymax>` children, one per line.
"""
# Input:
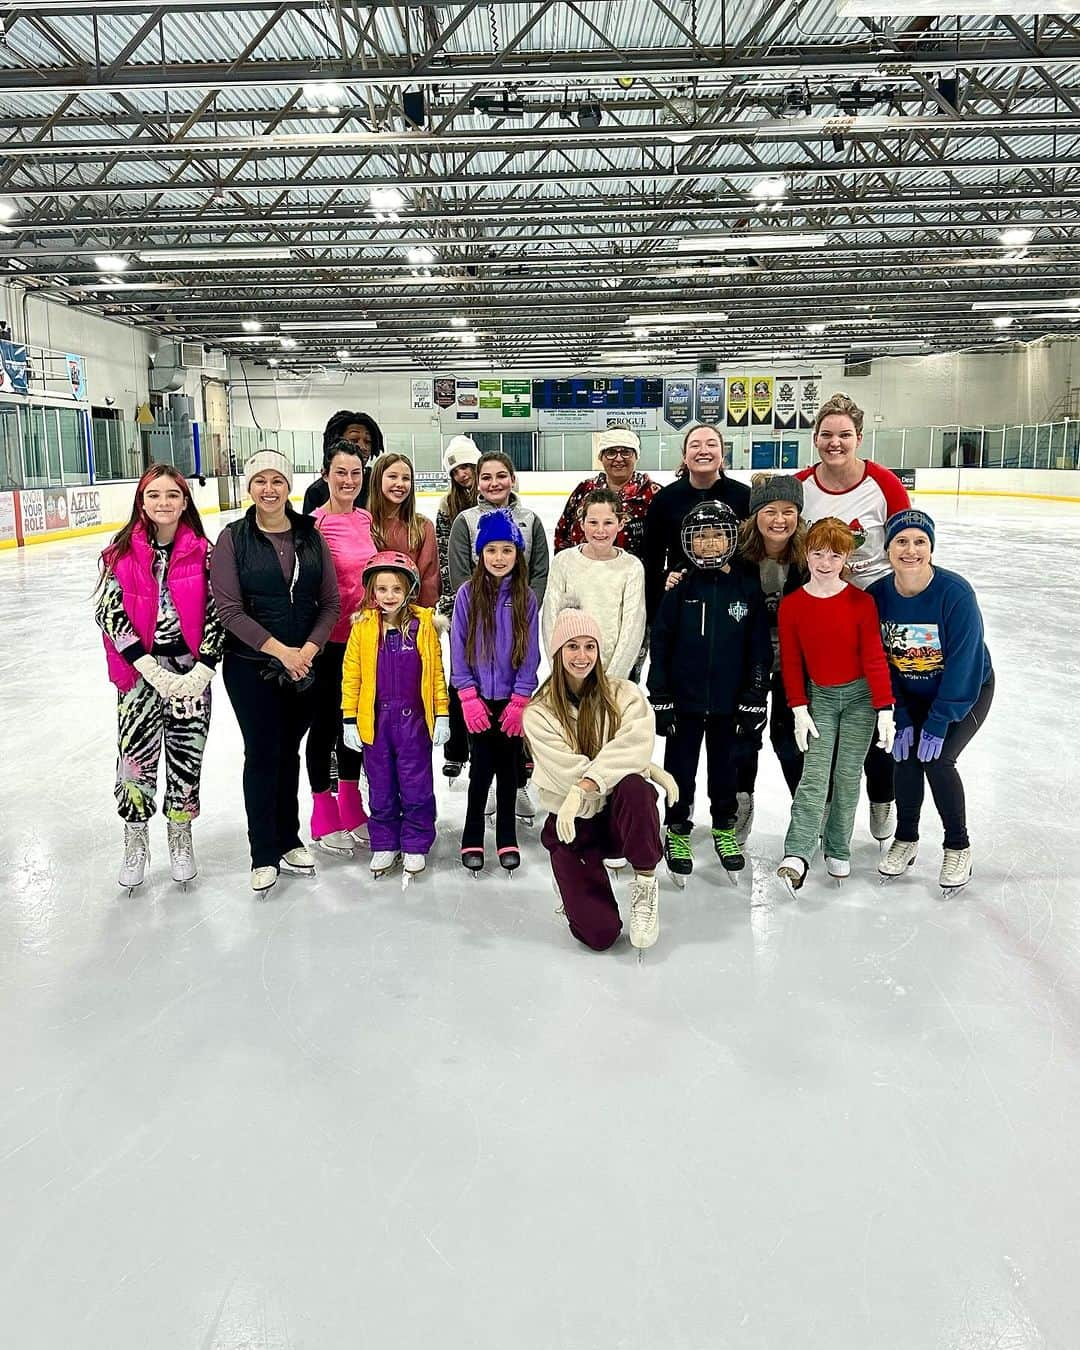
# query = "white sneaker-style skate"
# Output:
<box><xmin>118</xmin><ymin>822</ymin><xmax>150</xmax><ymax>893</ymax></box>
<box><xmin>349</xmin><ymin>823</ymin><xmax>370</xmax><ymax>849</ymax></box>
<box><xmin>878</xmin><ymin>839</ymin><xmax>918</xmax><ymax>883</ymax></box>
<box><xmin>515</xmin><ymin>785</ymin><xmax>536</xmax><ymax>822</ymax></box>
<box><xmin>370</xmin><ymin>850</ymin><xmax>401</xmax><ymax>878</ymax></box>
<box><xmin>280</xmin><ymin>845</ymin><xmax>316</xmax><ymax>874</ymax></box>
<box><xmin>250</xmin><ymin>865</ymin><xmax>278</xmax><ymax>896</ymax></box>
<box><xmin>869</xmin><ymin>801</ymin><xmax>896</xmax><ymax>845</ymax></box>
<box><xmin>628</xmin><ymin>875</ymin><xmax>660</xmax><ymax>952</ymax></box>
<box><xmin>939</xmin><ymin>847</ymin><xmax>972</xmax><ymax>895</ymax></box>
<box><xmin>734</xmin><ymin>791</ymin><xmax>755</xmax><ymax>846</ymax></box>
<box><xmin>403</xmin><ymin>852</ymin><xmax>426</xmax><ymax>875</ymax></box>
<box><xmin>777</xmin><ymin>855</ymin><xmax>808</xmax><ymax>898</ymax></box>
<box><xmin>825</xmin><ymin>855</ymin><xmax>850</xmax><ymax>885</ymax></box>
<box><xmin>167</xmin><ymin>819</ymin><xmax>197</xmax><ymax>886</ymax></box>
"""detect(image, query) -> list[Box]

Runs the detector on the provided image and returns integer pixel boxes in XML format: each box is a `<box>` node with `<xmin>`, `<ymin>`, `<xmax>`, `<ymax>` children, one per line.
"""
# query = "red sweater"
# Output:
<box><xmin>778</xmin><ymin>584</ymin><xmax>893</xmax><ymax>709</ymax></box>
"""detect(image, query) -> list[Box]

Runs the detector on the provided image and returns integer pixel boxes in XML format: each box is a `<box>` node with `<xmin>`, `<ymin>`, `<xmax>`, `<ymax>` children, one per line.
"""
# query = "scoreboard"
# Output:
<box><xmin>531</xmin><ymin>377</ymin><xmax>663</xmax><ymax>410</ymax></box>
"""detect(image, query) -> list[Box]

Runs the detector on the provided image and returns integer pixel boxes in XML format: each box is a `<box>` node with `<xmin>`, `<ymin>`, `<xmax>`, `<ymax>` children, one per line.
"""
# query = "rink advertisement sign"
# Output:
<box><xmin>67</xmin><ymin>487</ymin><xmax>102</xmax><ymax>528</ymax></box>
<box><xmin>726</xmin><ymin>376</ymin><xmax>749</xmax><ymax>427</ymax></box>
<box><xmin>411</xmin><ymin>378</ymin><xmax>433</xmax><ymax>410</ymax></box>
<box><xmin>479</xmin><ymin>379</ymin><xmax>502</xmax><ymax>412</ymax></box>
<box><xmin>773</xmin><ymin>377</ymin><xmax>798</xmax><ymax>430</ymax></box>
<box><xmin>455</xmin><ymin>379</ymin><xmax>479</xmax><ymax>419</ymax></box>
<box><xmin>501</xmin><ymin>379</ymin><xmax>531</xmax><ymax>417</ymax></box>
<box><xmin>19</xmin><ymin>489</ymin><xmax>45</xmax><ymax>535</ymax></box>
<box><xmin>663</xmin><ymin>379</ymin><xmax>693</xmax><ymax>429</ymax></box>
<box><xmin>0</xmin><ymin>339</ymin><xmax>28</xmax><ymax>395</ymax></box>
<box><xmin>0</xmin><ymin>492</ymin><xmax>15</xmax><ymax>543</ymax></box>
<box><xmin>45</xmin><ymin>490</ymin><xmax>69</xmax><ymax>530</ymax></box>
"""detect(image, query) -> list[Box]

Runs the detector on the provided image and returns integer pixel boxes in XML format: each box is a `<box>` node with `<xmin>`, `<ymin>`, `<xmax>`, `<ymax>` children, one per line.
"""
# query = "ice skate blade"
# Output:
<box><xmin>665</xmin><ymin>867</ymin><xmax>688</xmax><ymax>890</ymax></box>
<box><xmin>314</xmin><ymin>839</ymin><xmax>354</xmax><ymax>857</ymax></box>
<box><xmin>280</xmin><ymin>861</ymin><xmax>316</xmax><ymax>876</ymax></box>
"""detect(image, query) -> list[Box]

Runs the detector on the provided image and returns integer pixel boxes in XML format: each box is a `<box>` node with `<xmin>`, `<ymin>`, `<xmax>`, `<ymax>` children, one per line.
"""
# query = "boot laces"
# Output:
<box><xmin>713</xmin><ymin>828</ymin><xmax>740</xmax><ymax>858</ymax></box>
<box><xmin>666</xmin><ymin>831</ymin><xmax>692</xmax><ymax>861</ymax></box>
<box><xmin>631</xmin><ymin>878</ymin><xmax>657</xmax><ymax>922</ymax></box>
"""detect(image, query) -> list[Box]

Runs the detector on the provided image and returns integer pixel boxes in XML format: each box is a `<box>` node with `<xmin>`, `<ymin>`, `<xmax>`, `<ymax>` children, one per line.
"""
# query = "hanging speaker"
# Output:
<box><xmin>403</xmin><ymin>91</ymin><xmax>426</xmax><ymax>128</ymax></box>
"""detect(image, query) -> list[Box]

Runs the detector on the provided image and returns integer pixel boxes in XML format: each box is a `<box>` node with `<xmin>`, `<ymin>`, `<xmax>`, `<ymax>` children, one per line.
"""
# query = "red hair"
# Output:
<box><xmin>805</xmin><ymin>516</ymin><xmax>856</xmax><ymax>556</ymax></box>
<box><xmin>100</xmin><ymin>463</ymin><xmax>205</xmax><ymax>574</ymax></box>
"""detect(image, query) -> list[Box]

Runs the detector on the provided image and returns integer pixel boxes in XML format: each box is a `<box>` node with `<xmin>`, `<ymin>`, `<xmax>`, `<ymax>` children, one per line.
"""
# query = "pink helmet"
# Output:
<box><xmin>362</xmin><ymin>550</ymin><xmax>420</xmax><ymax>600</ymax></box>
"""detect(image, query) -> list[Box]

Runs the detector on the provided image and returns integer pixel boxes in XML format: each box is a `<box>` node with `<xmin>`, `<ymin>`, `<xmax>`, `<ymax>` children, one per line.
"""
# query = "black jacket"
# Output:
<box><xmin>642</xmin><ymin>474</ymin><xmax>752</xmax><ymax>620</ymax></box>
<box><xmin>648</xmin><ymin>563</ymin><xmax>771</xmax><ymax>716</ymax></box>
<box><xmin>226</xmin><ymin>505</ymin><xmax>325</xmax><ymax>654</ymax></box>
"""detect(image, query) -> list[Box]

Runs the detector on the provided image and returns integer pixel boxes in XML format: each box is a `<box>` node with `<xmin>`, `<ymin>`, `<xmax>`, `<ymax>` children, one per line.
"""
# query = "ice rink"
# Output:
<box><xmin>2</xmin><ymin>488</ymin><xmax>1079</xmax><ymax>1350</ymax></box>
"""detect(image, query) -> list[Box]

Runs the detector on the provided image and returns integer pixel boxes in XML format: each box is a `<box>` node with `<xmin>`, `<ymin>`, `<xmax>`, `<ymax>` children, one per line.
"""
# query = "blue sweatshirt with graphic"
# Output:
<box><xmin>868</xmin><ymin>566</ymin><xmax>992</xmax><ymax>739</ymax></box>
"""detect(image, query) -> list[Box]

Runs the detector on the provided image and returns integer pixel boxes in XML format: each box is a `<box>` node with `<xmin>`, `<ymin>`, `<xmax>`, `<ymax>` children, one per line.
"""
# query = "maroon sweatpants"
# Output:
<box><xmin>540</xmin><ymin>774</ymin><xmax>663</xmax><ymax>952</ymax></box>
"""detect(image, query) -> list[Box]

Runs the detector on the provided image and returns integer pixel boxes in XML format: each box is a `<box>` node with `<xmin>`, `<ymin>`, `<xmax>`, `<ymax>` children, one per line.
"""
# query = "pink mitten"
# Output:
<box><xmin>499</xmin><ymin>693</ymin><xmax>529</xmax><ymax>737</ymax></box>
<box><xmin>459</xmin><ymin>686</ymin><xmax>491</xmax><ymax>733</ymax></box>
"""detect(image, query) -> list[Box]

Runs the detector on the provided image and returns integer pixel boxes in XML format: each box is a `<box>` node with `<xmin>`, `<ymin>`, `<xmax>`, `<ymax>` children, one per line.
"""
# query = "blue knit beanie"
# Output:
<box><xmin>475</xmin><ymin>507</ymin><xmax>525</xmax><ymax>555</ymax></box>
<box><xmin>884</xmin><ymin>508</ymin><xmax>935</xmax><ymax>551</ymax></box>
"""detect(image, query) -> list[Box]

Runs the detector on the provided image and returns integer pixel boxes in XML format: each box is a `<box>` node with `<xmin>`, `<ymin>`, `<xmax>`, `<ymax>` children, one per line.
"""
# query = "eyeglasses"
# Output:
<box><xmin>601</xmin><ymin>448</ymin><xmax>635</xmax><ymax>459</ymax></box>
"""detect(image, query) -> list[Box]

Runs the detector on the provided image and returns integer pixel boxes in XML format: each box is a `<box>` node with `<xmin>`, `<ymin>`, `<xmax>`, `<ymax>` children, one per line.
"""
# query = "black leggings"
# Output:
<box><xmin>735</xmin><ymin>667</ymin><xmax>804</xmax><ymax>798</ymax></box>
<box><xmin>895</xmin><ymin>674</ymin><xmax>994</xmax><ymax>850</ymax></box>
<box><xmin>663</xmin><ymin>712</ymin><xmax>738</xmax><ymax>830</ymax></box>
<box><xmin>305</xmin><ymin>640</ymin><xmax>364</xmax><ymax>793</ymax></box>
<box><xmin>443</xmin><ymin>683</ymin><xmax>470</xmax><ymax>766</ymax></box>
<box><xmin>463</xmin><ymin>700</ymin><xmax>519</xmax><ymax>850</ymax></box>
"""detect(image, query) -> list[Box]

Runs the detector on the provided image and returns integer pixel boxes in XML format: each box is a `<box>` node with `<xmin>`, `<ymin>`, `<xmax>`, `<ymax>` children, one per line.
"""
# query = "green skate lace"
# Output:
<box><xmin>666</xmin><ymin>830</ymin><xmax>693</xmax><ymax>861</ymax></box>
<box><xmin>712</xmin><ymin>828</ymin><xmax>741</xmax><ymax>858</ymax></box>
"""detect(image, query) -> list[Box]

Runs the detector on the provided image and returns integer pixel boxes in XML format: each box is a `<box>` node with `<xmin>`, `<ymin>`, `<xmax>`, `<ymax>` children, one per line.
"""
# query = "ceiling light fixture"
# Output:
<box><xmin>242</xmin><ymin>319</ymin><xmax>262</xmax><ymax>332</ymax></box>
<box><xmin>626</xmin><ymin>311</ymin><xmax>729</xmax><ymax>326</ymax></box>
<box><xmin>999</xmin><ymin>226</ymin><xmax>1034</xmax><ymax>248</ymax></box>
<box><xmin>406</xmin><ymin>246</ymin><xmax>437</xmax><ymax>265</ymax></box>
<box><xmin>137</xmin><ymin>247</ymin><xmax>293</xmax><ymax>262</ymax></box>
<box><xmin>806</xmin><ymin>322</ymin><xmax>827</xmax><ymax>334</ymax></box>
<box><xmin>971</xmin><ymin>297</ymin><xmax>1080</xmax><ymax>311</ymax></box>
<box><xmin>991</xmin><ymin>316</ymin><xmax>1016</xmax><ymax>329</ymax></box>
<box><xmin>336</xmin><ymin>348</ymin><xmax>351</xmax><ymax>360</ymax></box>
<box><xmin>749</xmin><ymin>175</ymin><xmax>788</xmax><ymax>200</ymax></box>
<box><xmin>279</xmin><ymin>320</ymin><xmax>377</xmax><ymax>331</ymax></box>
<box><xmin>369</xmin><ymin>186</ymin><xmax>405</xmax><ymax>214</ymax></box>
<box><xmin>676</xmin><ymin>233</ymin><xmax>828</xmax><ymax>253</ymax></box>
<box><xmin>279</xmin><ymin>336</ymin><xmax>298</xmax><ymax>349</ymax></box>
<box><xmin>837</xmin><ymin>0</ymin><xmax>1072</xmax><ymax>14</ymax></box>
<box><xmin>0</xmin><ymin>200</ymin><xmax>18</xmax><ymax>222</ymax></box>
<box><xmin>459</xmin><ymin>332</ymin><xmax>478</xmax><ymax>345</ymax></box>
<box><xmin>94</xmin><ymin>253</ymin><xmax>128</xmax><ymax>271</ymax></box>
<box><xmin>302</xmin><ymin>81</ymin><xmax>345</xmax><ymax>108</ymax></box>
<box><xmin>450</xmin><ymin>315</ymin><xmax>468</xmax><ymax>327</ymax></box>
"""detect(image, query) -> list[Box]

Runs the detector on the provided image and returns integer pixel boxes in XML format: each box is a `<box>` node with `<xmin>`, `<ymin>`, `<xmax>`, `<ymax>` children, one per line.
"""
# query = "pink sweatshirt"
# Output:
<box><xmin>314</xmin><ymin>506</ymin><xmax>378</xmax><ymax>644</ymax></box>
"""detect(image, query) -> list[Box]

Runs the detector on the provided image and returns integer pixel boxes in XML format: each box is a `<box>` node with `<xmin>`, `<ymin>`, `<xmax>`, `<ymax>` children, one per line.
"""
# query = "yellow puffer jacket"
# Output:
<box><xmin>340</xmin><ymin>605</ymin><xmax>449</xmax><ymax>743</ymax></box>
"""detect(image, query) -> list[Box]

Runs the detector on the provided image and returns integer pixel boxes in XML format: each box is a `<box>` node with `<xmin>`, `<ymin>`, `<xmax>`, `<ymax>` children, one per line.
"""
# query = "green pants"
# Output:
<box><xmin>784</xmin><ymin>677</ymin><xmax>876</xmax><ymax>863</ymax></box>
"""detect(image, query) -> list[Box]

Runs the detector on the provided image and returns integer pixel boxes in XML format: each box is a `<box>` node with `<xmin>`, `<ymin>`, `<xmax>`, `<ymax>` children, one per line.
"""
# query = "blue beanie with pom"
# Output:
<box><xmin>475</xmin><ymin>508</ymin><xmax>525</xmax><ymax>555</ymax></box>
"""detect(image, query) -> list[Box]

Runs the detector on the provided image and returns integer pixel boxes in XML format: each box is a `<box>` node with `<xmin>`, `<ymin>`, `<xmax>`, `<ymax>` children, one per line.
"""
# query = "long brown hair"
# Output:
<box><xmin>97</xmin><ymin>464</ymin><xmax>205</xmax><ymax>588</ymax></box>
<box><xmin>465</xmin><ymin>550</ymin><xmax>531</xmax><ymax>671</ymax></box>
<box><xmin>737</xmin><ymin>473</ymin><xmax>807</xmax><ymax>566</ymax></box>
<box><xmin>534</xmin><ymin>649</ymin><xmax>622</xmax><ymax>761</ymax></box>
<box><xmin>368</xmin><ymin>452</ymin><xmax>426</xmax><ymax>555</ymax></box>
<box><xmin>440</xmin><ymin>466</ymin><xmax>477</xmax><ymax>523</ymax></box>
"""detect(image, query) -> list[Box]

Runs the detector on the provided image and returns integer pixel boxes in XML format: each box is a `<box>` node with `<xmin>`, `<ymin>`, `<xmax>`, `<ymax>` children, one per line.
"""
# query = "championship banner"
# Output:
<box><xmin>433</xmin><ymin>377</ymin><xmax>456</xmax><ymax>410</ymax></box>
<box><xmin>773</xmin><ymin>376</ymin><xmax>798</xmax><ymax>430</ymax></box>
<box><xmin>501</xmin><ymin>379</ymin><xmax>531</xmax><ymax>417</ymax></box>
<box><xmin>66</xmin><ymin>354</ymin><xmax>87</xmax><ymax>400</ymax></box>
<box><xmin>0</xmin><ymin>339</ymin><xmax>28</xmax><ymax>395</ymax></box>
<box><xmin>663</xmin><ymin>378</ymin><xmax>694</xmax><ymax>429</ymax></box>
<box><xmin>751</xmin><ymin>375</ymin><xmax>774</xmax><ymax>426</ymax></box>
<box><xmin>479</xmin><ymin>379</ymin><xmax>502</xmax><ymax>412</ymax></box>
<box><xmin>455</xmin><ymin>379</ymin><xmax>479</xmax><ymax>420</ymax></box>
<box><xmin>798</xmin><ymin>377</ymin><xmax>821</xmax><ymax>430</ymax></box>
<box><xmin>696</xmin><ymin>377</ymin><xmax>724</xmax><ymax>424</ymax></box>
<box><xmin>725</xmin><ymin>375</ymin><xmax>749</xmax><ymax>428</ymax></box>
<box><xmin>411</xmin><ymin>378</ymin><xmax>433</xmax><ymax>410</ymax></box>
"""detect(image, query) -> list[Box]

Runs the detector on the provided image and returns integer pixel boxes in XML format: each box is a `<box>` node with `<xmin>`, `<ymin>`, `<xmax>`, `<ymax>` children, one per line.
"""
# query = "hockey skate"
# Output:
<box><xmin>118</xmin><ymin>822</ymin><xmax>150</xmax><ymax>895</ymax></box>
<box><xmin>878</xmin><ymin>839</ymin><xmax>918</xmax><ymax>885</ymax></box>
<box><xmin>663</xmin><ymin>827</ymin><xmax>693</xmax><ymax>888</ymax></box>
<box><xmin>370</xmin><ymin>850</ymin><xmax>401</xmax><ymax>879</ymax></box>
<box><xmin>167</xmin><ymin>819</ymin><xmax>197</xmax><ymax>888</ymax></box>
<box><xmin>825</xmin><ymin>855</ymin><xmax>850</xmax><ymax>887</ymax></box>
<box><xmin>734</xmin><ymin>792</ymin><xmax>755</xmax><ymax>847</ymax></box>
<box><xmin>280</xmin><ymin>845</ymin><xmax>316</xmax><ymax>876</ymax></box>
<box><xmin>939</xmin><ymin>847</ymin><xmax>972</xmax><ymax>897</ymax></box>
<box><xmin>628</xmin><ymin>874</ymin><xmax>660</xmax><ymax>955</ymax></box>
<box><xmin>869</xmin><ymin>801</ymin><xmax>896</xmax><ymax>851</ymax></box>
<box><xmin>777</xmin><ymin>855</ymin><xmax>808</xmax><ymax>899</ymax></box>
<box><xmin>711</xmin><ymin>828</ymin><xmax>744</xmax><ymax>884</ymax></box>
<box><xmin>250</xmin><ymin>865</ymin><xmax>279</xmax><ymax>897</ymax></box>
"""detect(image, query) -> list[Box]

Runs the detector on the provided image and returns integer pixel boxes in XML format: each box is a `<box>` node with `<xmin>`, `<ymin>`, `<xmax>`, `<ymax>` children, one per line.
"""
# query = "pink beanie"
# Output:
<box><xmin>548</xmin><ymin>607</ymin><xmax>602</xmax><ymax>658</ymax></box>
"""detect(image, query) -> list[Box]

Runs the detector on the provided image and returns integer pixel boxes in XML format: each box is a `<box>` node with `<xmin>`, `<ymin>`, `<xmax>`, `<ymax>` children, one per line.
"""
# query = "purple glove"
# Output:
<box><xmin>499</xmin><ymin>693</ymin><xmax>529</xmax><ymax>738</ymax></box>
<box><xmin>892</xmin><ymin>725</ymin><xmax>914</xmax><ymax>762</ymax></box>
<box><xmin>459</xmin><ymin>686</ymin><xmax>491</xmax><ymax>734</ymax></box>
<box><xmin>917</xmin><ymin>730</ymin><xmax>945</xmax><ymax>762</ymax></box>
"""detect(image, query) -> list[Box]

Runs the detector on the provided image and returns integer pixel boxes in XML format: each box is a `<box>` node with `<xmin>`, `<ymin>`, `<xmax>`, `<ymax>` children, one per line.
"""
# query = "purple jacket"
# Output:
<box><xmin>102</xmin><ymin>522</ymin><xmax>209</xmax><ymax>693</ymax></box>
<box><xmin>450</xmin><ymin>577</ymin><xmax>539</xmax><ymax>701</ymax></box>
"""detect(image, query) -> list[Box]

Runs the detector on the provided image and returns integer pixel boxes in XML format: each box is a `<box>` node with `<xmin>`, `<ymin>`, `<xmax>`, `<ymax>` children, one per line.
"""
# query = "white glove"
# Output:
<box><xmin>176</xmin><ymin>661</ymin><xmax>214</xmax><ymax>698</ymax></box>
<box><xmin>875</xmin><ymin>708</ymin><xmax>896</xmax><ymax>754</ymax></box>
<box><xmin>342</xmin><ymin>722</ymin><xmax>363</xmax><ymax>753</ymax></box>
<box><xmin>432</xmin><ymin>715</ymin><xmax>450</xmax><ymax>746</ymax></box>
<box><xmin>647</xmin><ymin>763</ymin><xmax>680</xmax><ymax>807</ymax></box>
<box><xmin>555</xmin><ymin>786</ymin><xmax>586</xmax><ymax>844</ymax></box>
<box><xmin>133</xmin><ymin>654</ymin><xmax>183</xmax><ymax>700</ymax></box>
<box><xmin>793</xmin><ymin>705</ymin><xmax>819</xmax><ymax>754</ymax></box>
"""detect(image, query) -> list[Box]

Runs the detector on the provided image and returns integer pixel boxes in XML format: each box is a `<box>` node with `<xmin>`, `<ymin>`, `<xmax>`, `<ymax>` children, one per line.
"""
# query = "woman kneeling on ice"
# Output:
<box><xmin>523</xmin><ymin>609</ymin><xmax>678</xmax><ymax>952</ymax></box>
<box><xmin>869</xmin><ymin>509</ymin><xmax>994</xmax><ymax>894</ymax></box>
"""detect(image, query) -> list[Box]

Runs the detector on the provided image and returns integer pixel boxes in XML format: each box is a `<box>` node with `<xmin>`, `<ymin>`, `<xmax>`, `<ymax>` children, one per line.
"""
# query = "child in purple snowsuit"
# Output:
<box><xmin>341</xmin><ymin>551</ymin><xmax>450</xmax><ymax>879</ymax></box>
<box><xmin>451</xmin><ymin>510</ymin><xmax>540</xmax><ymax>874</ymax></box>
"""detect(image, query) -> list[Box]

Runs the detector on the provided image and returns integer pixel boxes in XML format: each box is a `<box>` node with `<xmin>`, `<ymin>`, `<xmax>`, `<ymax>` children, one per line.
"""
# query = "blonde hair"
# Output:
<box><xmin>813</xmin><ymin>392</ymin><xmax>864</xmax><ymax>436</ymax></box>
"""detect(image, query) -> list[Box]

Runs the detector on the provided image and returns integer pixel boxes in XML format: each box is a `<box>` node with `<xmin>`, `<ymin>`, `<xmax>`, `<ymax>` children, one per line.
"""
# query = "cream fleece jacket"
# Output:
<box><xmin>540</xmin><ymin>546</ymin><xmax>647</xmax><ymax>680</ymax></box>
<box><xmin>523</xmin><ymin>678</ymin><xmax>657</xmax><ymax>818</ymax></box>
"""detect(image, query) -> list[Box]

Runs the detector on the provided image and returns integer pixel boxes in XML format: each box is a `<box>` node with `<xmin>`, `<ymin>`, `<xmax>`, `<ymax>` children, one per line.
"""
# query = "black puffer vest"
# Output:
<box><xmin>227</xmin><ymin>505</ymin><xmax>324</xmax><ymax>655</ymax></box>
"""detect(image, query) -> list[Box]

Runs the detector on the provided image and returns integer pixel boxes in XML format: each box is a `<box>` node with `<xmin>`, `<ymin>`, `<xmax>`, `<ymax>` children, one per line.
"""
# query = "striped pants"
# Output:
<box><xmin>114</xmin><ymin>676</ymin><xmax>211</xmax><ymax>823</ymax></box>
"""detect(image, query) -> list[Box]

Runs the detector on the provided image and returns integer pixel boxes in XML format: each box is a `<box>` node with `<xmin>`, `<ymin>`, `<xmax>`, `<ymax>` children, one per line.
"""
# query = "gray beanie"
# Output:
<box><xmin>749</xmin><ymin>473</ymin><xmax>803</xmax><ymax>516</ymax></box>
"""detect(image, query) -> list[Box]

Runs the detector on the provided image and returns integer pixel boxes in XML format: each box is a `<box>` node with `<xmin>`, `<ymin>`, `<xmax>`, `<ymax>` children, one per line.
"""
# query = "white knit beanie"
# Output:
<box><xmin>244</xmin><ymin>449</ymin><xmax>293</xmax><ymax>491</ymax></box>
<box><xmin>548</xmin><ymin>606</ymin><xmax>603</xmax><ymax>658</ymax></box>
<box><xmin>443</xmin><ymin>435</ymin><xmax>481</xmax><ymax>474</ymax></box>
<box><xmin>595</xmin><ymin>426</ymin><xmax>640</xmax><ymax>456</ymax></box>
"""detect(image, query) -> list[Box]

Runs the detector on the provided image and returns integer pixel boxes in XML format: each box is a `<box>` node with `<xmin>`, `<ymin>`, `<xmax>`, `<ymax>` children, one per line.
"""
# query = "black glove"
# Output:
<box><xmin>735</xmin><ymin>691</ymin><xmax>768</xmax><ymax>741</ymax></box>
<box><xmin>259</xmin><ymin>657</ymin><xmax>315</xmax><ymax>693</ymax></box>
<box><xmin>651</xmin><ymin>700</ymin><xmax>677</xmax><ymax>738</ymax></box>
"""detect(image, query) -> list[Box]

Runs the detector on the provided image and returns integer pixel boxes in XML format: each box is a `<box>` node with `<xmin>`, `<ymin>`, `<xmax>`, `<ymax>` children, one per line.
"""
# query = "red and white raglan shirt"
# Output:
<box><xmin>795</xmin><ymin>461</ymin><xmax>910</xmax><ymax>589</ymax></box>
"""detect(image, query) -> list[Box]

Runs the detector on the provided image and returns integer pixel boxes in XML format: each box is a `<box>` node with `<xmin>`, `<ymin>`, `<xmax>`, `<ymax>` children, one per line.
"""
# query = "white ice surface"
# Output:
<box><xmin>2</xmin><ymin>492</ymin><xmax>1079</xmax><ymax>1349</ymax></box>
